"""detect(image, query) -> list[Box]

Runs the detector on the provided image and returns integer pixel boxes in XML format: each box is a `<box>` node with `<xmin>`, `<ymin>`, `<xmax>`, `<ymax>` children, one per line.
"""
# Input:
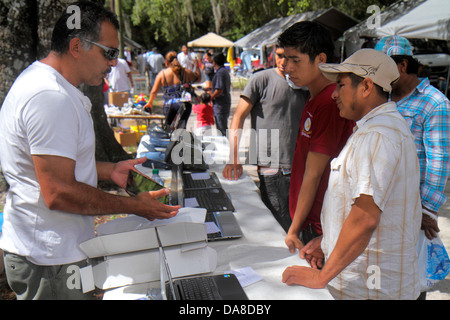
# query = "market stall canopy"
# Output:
<box><xmin>124</xmin><ymin>36</ymin><xmax>144</xmax><ymax>50</ymax></box>
<box><xmin>234</xmin><ymin>7</ymin><xmax>358</xmax><ymax>49</ymax></box>
<box><xmin>344</xmin><ymin>0</ymin><xmax>450</xmax><ymax>42</ymax></box>
<box><xmin>187</xmin><ymin>32</ymin><xmax>234</xmax><ymax>48</ymax></box>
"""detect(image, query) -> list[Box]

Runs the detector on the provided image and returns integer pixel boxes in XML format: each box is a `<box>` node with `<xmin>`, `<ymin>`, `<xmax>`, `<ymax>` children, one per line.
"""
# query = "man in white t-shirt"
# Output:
<box><xmin>0</xmin><ymin>2</ymin><xmax>180</xmax><ymax>300</ymax></box>
<box><xmin>177</xmin><ymin>45</ymin><xmax>194</xmax><ymax>71</ymax></box>
<box><xmin>282</xmin><ymin>49</ymin><xmax>422</xmax><ymax>299</ymax></box>
<box><xmin>107</xmin><ymin>57</ymin><xmax>133</xmax><ymax>94</ymax></box>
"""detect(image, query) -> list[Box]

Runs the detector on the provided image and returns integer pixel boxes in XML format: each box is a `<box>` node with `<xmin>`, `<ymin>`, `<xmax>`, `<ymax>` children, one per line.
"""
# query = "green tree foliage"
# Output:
<box><xmin>126</xmin><ymin>0</ymin><xmax>397</xmax><ymax>53</ymax></box>
<box><xmin>132</xmin><ymin>0</ymin><xmax>212</xmax><ymax>48</ymax></box>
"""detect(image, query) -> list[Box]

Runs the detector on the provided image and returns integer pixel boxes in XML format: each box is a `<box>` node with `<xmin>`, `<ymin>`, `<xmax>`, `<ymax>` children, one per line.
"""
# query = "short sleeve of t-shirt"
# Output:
<box><xmin>22</xmin><ymin>90</ymin><xmax>80</xmax><ymax>161</ymax></box>
<box><xmin>309</xmin><ymin>91</ymin><xmax>349</xmax><ymax>157</ymax></box>
<box><xmin>241</xmin><ymin>72</ymin><xmax>266</xmax><ymax>105</ymax></box>
<box><xmin>192</xmin><ymin>104</ymin><xmax>202</xmax><ymax>114</ymax></box>
<box><xmin>213</xmin><ymin>69</ymin><xmax>226</xmax><ymax>91</ymax></box>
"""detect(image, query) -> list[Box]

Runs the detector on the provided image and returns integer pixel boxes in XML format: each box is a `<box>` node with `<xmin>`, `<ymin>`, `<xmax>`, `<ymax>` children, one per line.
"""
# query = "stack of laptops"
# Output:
<box><xmin>165</xmin><ymin>130</ymin><xmax>209</xmax><ymax>172</ymax></box>
<box><xmin>156</xmin><ymin>227</ymin><xmax>248</xmax><ymax>300</ymax></box>
<box><xmin>170</xmin><ymin>165</ymin><xmax>243</xmax><ymax>241</ymax></box>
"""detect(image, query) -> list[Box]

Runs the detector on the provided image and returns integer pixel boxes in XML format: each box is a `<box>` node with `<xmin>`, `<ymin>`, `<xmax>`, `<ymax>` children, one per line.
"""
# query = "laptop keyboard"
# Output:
<box><xmin>185</xmin><ymin>189</ymin><xmax>232</xmax><ymax>211</ymax></box>
<box><xmin>167</xmin><ymin>277</ymin><xmax>221</xmax><ymax>300</ymax></box>
<box><xmin>184</xmin><ymin>177</ymin><xmax>208</xmax><ymax>189</ymax></box>
<box><xmin>183</xmin><ymin>174</ymin><xmax>220</xmax><ymax>189</ymax></box>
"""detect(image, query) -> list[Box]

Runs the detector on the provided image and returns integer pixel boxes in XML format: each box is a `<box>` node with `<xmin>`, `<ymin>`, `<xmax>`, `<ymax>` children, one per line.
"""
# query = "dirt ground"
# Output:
<box><xmin>0</xmin><ymin>87</ymin><xmax>449</xmax><ymax>300</ymax></box>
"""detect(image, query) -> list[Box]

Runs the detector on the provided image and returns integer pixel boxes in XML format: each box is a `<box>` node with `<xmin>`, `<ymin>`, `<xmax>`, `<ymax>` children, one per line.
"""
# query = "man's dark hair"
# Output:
<box><xmin>347</xmin><ymin>73</ymin><xmax>389</xmax><ymax>100</ymax></box>
<box><xmin>391</xmin><ymin>55</ymin><xmax>421</xmax><ymax>75</ymax></box>
<box><xmin>51</xmin><ymin>1</ymin><xmax>119</xmax><ymax>54</ymax></box>
<box><xmin>213</xmin><ymin>53</ymin><xmax>226</xmax><ymax>66</ymax></box>
<box><xmin>277</xmin><ymin>21</ymin><xmax>335</xmax><ymax>63</ymax></box>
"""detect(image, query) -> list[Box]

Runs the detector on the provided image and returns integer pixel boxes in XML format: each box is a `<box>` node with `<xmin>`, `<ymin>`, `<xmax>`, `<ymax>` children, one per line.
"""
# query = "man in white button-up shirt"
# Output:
<box><xmin>282</xmin><ymin>49</ymin><xmax>422</xmax><ymax>300</ymax></box>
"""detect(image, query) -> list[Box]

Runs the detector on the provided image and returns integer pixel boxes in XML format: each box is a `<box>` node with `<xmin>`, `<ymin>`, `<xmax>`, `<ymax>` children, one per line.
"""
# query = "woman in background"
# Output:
<box><xmin>143</xmin><ymin>51</ymin><xmax>200</xmax><ymax>114</ymax></box>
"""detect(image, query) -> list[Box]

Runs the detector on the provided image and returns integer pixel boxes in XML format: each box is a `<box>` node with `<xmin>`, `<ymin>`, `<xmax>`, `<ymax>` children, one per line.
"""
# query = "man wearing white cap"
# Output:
<box><xmin>282</xmin><ymin>49</ymin><xmax>422</xmax><ymax>300</ymax></box>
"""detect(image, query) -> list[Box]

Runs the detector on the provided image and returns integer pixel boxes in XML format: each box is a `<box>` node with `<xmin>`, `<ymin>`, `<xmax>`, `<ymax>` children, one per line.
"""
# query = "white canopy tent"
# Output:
<box><xmin>187</xmin><ymin>32</ymin><xmax>234</xmax><ymax>48</ymax></box>
<box><xmin>234</xmin><ymin>7</ymin><xmax>358</xmax><ymax>50</ymax></box>
<box><xmin>232</xmin><ymin>8</ymin><xmax>357</xmax><ymax>70</ymax></box>
<box><xmin>344</xmin><ymin>0</ymin><xmax>449</xmax><ymax>42</ymax></box>
<box><xmin>343</xmin><ymin>0</ymin><xmax>450</xmax><ymax>95</ymax></box>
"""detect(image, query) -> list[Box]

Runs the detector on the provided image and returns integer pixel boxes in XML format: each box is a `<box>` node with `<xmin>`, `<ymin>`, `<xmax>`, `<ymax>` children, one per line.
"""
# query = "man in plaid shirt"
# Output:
<box><xmin>376</xmin><ymin>36</ymin><xmax>450</xmax><ymax>298</ymax></box>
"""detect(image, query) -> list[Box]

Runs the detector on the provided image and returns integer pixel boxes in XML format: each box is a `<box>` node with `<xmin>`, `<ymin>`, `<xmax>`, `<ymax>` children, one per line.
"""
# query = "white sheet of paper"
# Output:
<box><xmin>190</xmin><ymin>172</ymin><xmax>210</xmax><ymax>180</ymax></box>
<box><xmin>184</xmin><ymin>197</ymin><xmax>199</xmax><ymax>207</ymax></box>
<box><xmin>226</xmin><ymin>266</ymin><xmax>263</xmax><ymax>287</ymax></box>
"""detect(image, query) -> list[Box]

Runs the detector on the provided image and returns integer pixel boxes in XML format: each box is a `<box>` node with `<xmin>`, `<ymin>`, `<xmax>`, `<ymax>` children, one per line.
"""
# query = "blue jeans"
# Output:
<box><xmin>258</xmin><ymin>170</ymin><xmax>292</xmax><ymax>232</ymax></box>
<box><xmin>214</xmin><ymin>111</ymin><xmax>229</xmax><ymax>136</ymax></box>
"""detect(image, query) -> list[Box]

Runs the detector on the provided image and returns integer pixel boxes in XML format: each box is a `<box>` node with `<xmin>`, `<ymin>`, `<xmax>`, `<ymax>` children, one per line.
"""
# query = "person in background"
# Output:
<box><xmin>222</xmin><ymin>45</ymin><xmax>309</xmax><ymax>232</ymax></box>
<box><xmin>124</xmin><ymin>46</ymin><xmax>132</xmax><ymax>67</ymax></box>
<box><xmin>202</xmin><ymin>52</ymin><xmax>215</xmax><ymax>92</ymax></box>
<box><xmin>107</xmin><ymin>56</ymin><xmax>133</xmax><ymax>95</ymax></box>
<box><xmin>148</xmin><ymin>47</ymin><xmax>165</xmax><ymax>89</ymax></box>
<box><xmin>136</xmin><ymin>49</ymin><xmax>149</xmax><ymax>77</ymax></box>
<box><xmin>0</xmin><ymin>1</ymin><xmax>180</xmax><ymax>300</ymax></box>
<box><xmin>177</xmin><ymin>44</ymin><xmax>195</xmax><ymax>72</ymax></box>
<box><xmin>143</xmin><ymin>51</ymin><xmax>200</xmax><ymax>114</ymax></box>
<box><xmin>277</xmin><ymin>21</ymin><xmax>354</xmax><ymax>252</ymax></box>
<box><xmin>283</xmin><ymin>48</ymin><xmax>422</xmax><ymax>300</ymax></box>
<box><xmin>375</xmin><ymin>35</ymin><xmax>450</xmax><ymax>300</ymax></box>
<box><xmin>192</xmin><ymin>92</ymin><xmax>214</xmax><ymax>136</ymax></box>
<box><xmin>211</xmin><ymin>53</ymin><xmax>231</xmax><ymax>136</ymax></box>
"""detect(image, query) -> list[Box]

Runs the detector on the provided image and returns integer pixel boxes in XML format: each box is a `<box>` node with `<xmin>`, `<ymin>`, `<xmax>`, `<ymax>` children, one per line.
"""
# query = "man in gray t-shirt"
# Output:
<box><xmin>223</xmin><ymin>46</ymin><xmax>308</xmax><ymax>232</ymax></box>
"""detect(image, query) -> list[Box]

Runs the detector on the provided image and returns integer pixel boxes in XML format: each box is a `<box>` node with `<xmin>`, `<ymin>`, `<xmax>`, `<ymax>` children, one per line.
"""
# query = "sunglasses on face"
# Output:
<box><xmin>82</xmin><ymin>39</ymin><xmax>119</xmax><ymax>60</ymax></box>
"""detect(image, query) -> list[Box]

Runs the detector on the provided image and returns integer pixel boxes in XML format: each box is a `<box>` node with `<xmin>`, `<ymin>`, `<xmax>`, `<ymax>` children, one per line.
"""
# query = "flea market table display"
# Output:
<box><xmin>105</xmin><ymin>92</ymin><xmax>166</xmax><ymax>146</ymax></box>
<box><xmin>80</xmin><ymin>134</ymin><xmax>333</xmax><ymax>300</ymax></box>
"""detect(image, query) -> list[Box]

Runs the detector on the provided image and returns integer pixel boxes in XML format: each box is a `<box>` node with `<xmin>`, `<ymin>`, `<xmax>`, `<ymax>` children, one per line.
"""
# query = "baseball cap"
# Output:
<box><xmin>319</xmin><ymin>49</ymin><xmax>400</xmax><ymax>93</ymax></box>
<box><xmin>374</xmin><ymin>35</ymin><xmax>413</xmax><ymax>56</ymax></box>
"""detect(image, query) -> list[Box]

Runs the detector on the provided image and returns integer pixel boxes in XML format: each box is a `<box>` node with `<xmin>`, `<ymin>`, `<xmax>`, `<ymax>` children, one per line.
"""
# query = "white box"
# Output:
<box><xmin>79</xmin><ymin>208</ymin><xmax>217</xmax><ymax>291</ymax></box>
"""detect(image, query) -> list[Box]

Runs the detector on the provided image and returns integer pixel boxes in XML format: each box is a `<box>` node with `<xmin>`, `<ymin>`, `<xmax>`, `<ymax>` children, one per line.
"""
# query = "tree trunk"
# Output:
<box><xmin>81</xmin><ymin>83</ymin><xmax>131</xmax><ymax>162</ymax></box>
<box><xmin>0</xmin><ymin>0</ymin><xmax>130</xmax><ymax>166</ymax></box>
<box><xmin>0</xmin><ymin>0</ymin><xmax>38</xmax><ymax>104</ymax></box>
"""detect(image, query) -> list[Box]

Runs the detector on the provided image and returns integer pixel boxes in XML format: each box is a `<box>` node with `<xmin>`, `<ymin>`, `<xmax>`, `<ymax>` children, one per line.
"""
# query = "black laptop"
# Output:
<box><xmin>156</xmin><ymin>228</ymin><xmax>248</xmax><ymax>301</ymax></box>
<box><xmin>170</xmin><ymin>165</ymin><xmax>242</xmax><ymax>241</ymax></box>
<box><xmin>182</xmin><ymin>171</ymin><xmax>222</xmax><ymax>190</ymax></box>
<box><xmin>184</xmin><ymin>188</ymin><xmax>235</xmax><ymax>213</ymax></box>
<box><xmin>164</xmin><ymin>130</ymin><xmax>209</xmax><ymax>172</ymax></box>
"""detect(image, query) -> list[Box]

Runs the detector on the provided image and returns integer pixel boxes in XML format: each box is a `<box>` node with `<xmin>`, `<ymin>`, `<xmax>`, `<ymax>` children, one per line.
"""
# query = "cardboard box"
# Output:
<box><xmin>79</xmin><ymin>208</ymin><xmax>217</xmax><ymax>291</ymax></box>
<box><xmin>79</xmin><ymin>222</ymin><xmax>207</xmax><ymax>258</ymax></box>
<box><xmin>87</xmin><ymin>244</ymin><xmax>217</xmax><ymax>290</ymax></box>
<box><xmin>114</xmin><ymin>129</ymin><xmax>137</xmax><ymax>146</ymax></box>
<box><xmin>109</xmin><ymin>91</ymin><xmax>129</xmax><ymax>107</ymax></box>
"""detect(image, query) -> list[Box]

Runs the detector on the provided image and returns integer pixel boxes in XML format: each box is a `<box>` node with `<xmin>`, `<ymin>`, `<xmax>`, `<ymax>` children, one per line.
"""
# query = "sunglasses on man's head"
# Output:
<box><xmin>82</xmin><ymin>39</ymin><xmax>119</xmax><ymax>60</ymax></box>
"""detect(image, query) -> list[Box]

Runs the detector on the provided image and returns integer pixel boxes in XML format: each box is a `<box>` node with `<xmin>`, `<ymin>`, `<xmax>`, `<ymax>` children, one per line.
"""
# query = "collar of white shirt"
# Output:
<box><xmin>354</xmin><ymin>101</ymin><xmax>397</xmax><ymax>132</ymax></box>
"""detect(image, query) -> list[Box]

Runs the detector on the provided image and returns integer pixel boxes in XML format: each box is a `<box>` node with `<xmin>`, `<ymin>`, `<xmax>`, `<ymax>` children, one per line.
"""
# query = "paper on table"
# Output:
<box><xmin>191</xmin><ymin>172</ymin><xmax>210</xmax><ymax>180</ymax></box>
<box><xmin>95</xmin><ymin>207</ymin><xmax>206</xmax><ymax>235</ymax></box>
<box><xmin>184</xmin><ymin>197</ymin><xmax>199</xmax><ymax>207</ymax></box>
<box><xmin>226</xmin><ymin>266</ymin><xmax>263</xmax><ymax>287</ymax></box>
